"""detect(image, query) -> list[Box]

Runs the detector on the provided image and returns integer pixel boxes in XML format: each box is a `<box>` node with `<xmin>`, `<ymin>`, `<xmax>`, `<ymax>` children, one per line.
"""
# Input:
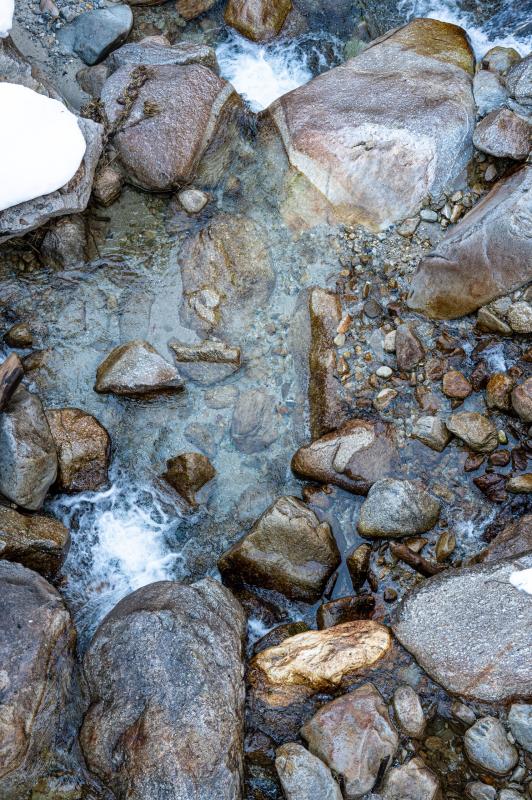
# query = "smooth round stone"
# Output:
<box><xmin>392</xmin><ymin>685</ymin><xmax>426</xmax><ymax>737</ymax></box>
<box><xmin>464</xmin><ymin>717</ymin><xmax>518</xmax><ymax>775</ymax></box>
<box><xmin>376</xmin><ymin>366</ymin><xmax>392</xmax><ymax>378</ymax></box>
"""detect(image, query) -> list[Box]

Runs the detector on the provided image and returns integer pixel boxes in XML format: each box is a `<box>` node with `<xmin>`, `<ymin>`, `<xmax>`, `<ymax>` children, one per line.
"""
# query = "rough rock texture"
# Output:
<box><xmin>0</xmin><ymin>505</ymin><xmax>69</xmax><ymax>577</ymax></box>
<box><xmin>0</xmin><ymin>117</ymin><xmax>103</xmax><ymax>245</ymax></box>
<box><xmin>250</xmin><ymin>621</ymin><xmax>391</xmax><ymax>699</ymax></box>
<box><xmin>101</xmin><ymin>63</ymin><xmax>240</xmax><ymax>192</ymax></box>
<box><xmin>106</xmin><ymin>40</ymin><xmax>216</xmax><ymax>71</ymax></box>
<box><xmin>81</xmin><ymin>578</ymin><xmax>246</xmax><ymax>800</ymax></box>
<box><xmin>225</xmin><ymin>0</ymin><xmax>292</xmax><ymax>42</ymax></box>
<box><xmin>268</xmin><ymin>19</ymin><xmax>475</xmax><ymax>230</ymax></box>
<box><xmin>464</xmin><ymin>717</ymin><xmax>518</xmax><ymax>775</ymax></box>
<box><xmin>412</xmin><ymin>416</ymin><xmax>451</xmax><ymax>452</ymax></box>
<box><xmin>357</xmin><ymin>479</ymin><xmax>440</xmax><ymax>539</ymax></box>
<box><xmin>392</xmin><ymin>685</ymin><xmax>426</xmax><ymax>738</ymax></box>
<box><xmin>0</xmin><ymin>387</ymin><xmax>58</xmax><ymax>511</ymax></box>
<box><xmin>381</xmin><ymin>757</ymin><xmax>441</xmax><ymax>800</ymax></box>
<box><xmin>40</xmin><ymin>215</ymin><xmax>88</xmax><ymax>268</ymax></box>
<box><xmin>58</xmin><ymin>5</ymin><xmax>133</xmax><ymax>66</ymax></box>
<box><xmin>179</xmin><ymin>213</ymin><xmax>275</xmax><ymax>333</ymax></box>
<box><xmin>506</xmin><ymin>54</ymin><xmax>532</xmax><ymax>107</ymax></box>
<box><xmin>218</xmin><ymin>495</ymin><xmax>340</xmax><ymax>601</ymax></box>
<box><xmin>393</xmin><ymin>554</ymin><xmax>532</xmax><ymax>702</ymax></box>
<box><xmin>275</xmin><ymin>742</ymin><xmax>343</xmax><ymax>800</ymax></box>
<box><xmin>317</xmin><ymin>594</ymin><xmax>375</xmax><ymax>629</ymax></box>
<box><xmin>407</xmin><ymin>166</ymin><xmax>532</xmax><ymax>318</ymax></box>
<box><xmin>446</xmin><ymin>412</ymin><xmax>499</xmax><ymax>453</ymax></box>
<box><xmin>395</xmin><ymin>323</ymin><xmax>425</xmax><ymax>371</ymax></box>
<box><xmin>45</xmin><ymin>408</ymin><xmax>110</xmax><ymax>493</ymax></box>
<box><xmin>231</xmin><ymin>389</ymin><xmax>278</xmax><ymax>453</ymax></box>
<box><xmin>473</xmin><ymin>109</ymin><xmax>530</xmax><ymax>160</ymax></box>
<box><xmin>169</xmin><ymin>339</ymin><xmax>241</xmax><ymax>384</ymax></box>
<box><xmin>308</xmin><ymin>287</ymin><xmax>346</xmax><ymax>438</ymax></box>
<box><xmin>478</xmin><ymin>514</ymin><xmax>532</xmax><ymax>563</ymax></box>
<box><xmin>301</xmin><ymin>683</ymin><xmax>399</xmax><ymax>799</ymax></box>
<box><xmin>508</xmin><ymin>704</ymin><xmax>532</xmax><ymax>752</ymax></box>
<box><xmin>512</xmin><ymin>377</ymin><xmax>532</xmax><ymax>423</ymax></box>
<box><xmin>473</xmin><ymin>69</ymin><xmax>508</xmax><ymax>116</ymax></box>
<box><xmin>162</xmin><ymin>451</ymin><xmax>215</xmax><ymax>505</ymax></box>
<box><xmin>176</xmin><ymin>0</ymin><xmax>218</xmax><ymax>20</ymax></box>
<box><xmin>95</xmin><ymin>340</ymin><xmax>184</xmax><ymax>396</ymax></box>
<box><xmin>0</xmin><ymin>561</ymin><xmax>85</xmax><ymax>799</ymax></box>
<box><xmin>291</xmin><ymin>419</ymin><xmax>397</xmax><ymax>495</ymax></box>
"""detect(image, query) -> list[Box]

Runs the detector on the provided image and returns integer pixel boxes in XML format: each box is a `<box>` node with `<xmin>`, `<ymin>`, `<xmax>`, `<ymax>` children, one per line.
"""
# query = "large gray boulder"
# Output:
<box><xmin>58</xmin><ymin>5</ymin><xmax>133</xmax><ymax>66</ymax></box>
<box><xmin>357</xmin><ymin>479</ymin><xmax>440</xmax><ymax>539</ymax></box>
<box><xmin>407</xmin><ymin>165</ymin><xmax>532</xmax><ymax>318</ymax></box>
<box><xmin>95</xmin><ymin>340</ymin><xmax>184</xmax><ymax>397</ymax></box>
<box><xmin>80</xmin><ymin>578</ymin><xmax>246</xmax><ymax>800</ymax></box>
<box><xmin>268</xmin><ymin>18</ymin><xmax>475</xmax><ymax>231</ymax></box>
<box><xmin>393</xmin><ymin>553</ymin><xmax>532</xmax><ymax>702</ymax></box>
<box><xmin>0</xmin><ymin>386</ymin><xmax>58</xmax><ymax>511</ymax></box>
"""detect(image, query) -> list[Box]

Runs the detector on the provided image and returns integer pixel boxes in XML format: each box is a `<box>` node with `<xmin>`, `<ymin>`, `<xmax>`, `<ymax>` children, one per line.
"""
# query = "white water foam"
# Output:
<box><xmin>399</xmin><ymin>0</ymin><xmax>531</xmax><ymax>56</ymax></box>
<box><xmin>51</xmin><ymin>476</ymin><xmax>183</xmax><ymax>643</ymax></box>
<box><xmin>216</xmin><ymin>31</ymin><xmax>342</xmax><ymax>112</ymax></box>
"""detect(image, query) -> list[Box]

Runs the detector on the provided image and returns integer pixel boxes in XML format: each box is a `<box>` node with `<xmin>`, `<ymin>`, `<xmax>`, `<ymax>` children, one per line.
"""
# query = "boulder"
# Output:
<box><xmin>80</xmin><ymin>578</ymin><xmax>246</xmax><ymax>800</ymax></box>
<box><xmin>301</xmin><ymin>683</ymin><xmax>399</xmax><ymax>800</ymax></box>
<box><xmin>505</xmin><ymin>54</ymin><xmax>532</xmax><ymax>107</ymax></box>
<box><xmin>481</xmin><ymin>47</ymin><xmax>521</xmax><ymax>76</ymax></box>
<box><xmin>291</xmin><ymin>419</ymin><xmax>397</xmax><ymax>495</ymax></box>
<box><xmin>464</xmin><ymin>717</ymin><xmax>518</xmax><ymax>775</ymax></box>
<box><xmin>179</xmin><ymin>213</ymin><xmax>275</xmax><ymax>333</ymax></box>
<box><xmin>268</xmin><ymin>19</ymin><xmax>475</xmax><ymax>230</ymax></box>
<box><xmin>508</xmin><ymin>704</ymin><xmax>532</xmax><ymax>752</ymax></box>
<box><xmin>225</xmin><ymin>0</ymin><xmax>292</xmax><ymax>42</ymax></box>
<box><xmin>393</xmin><ymin>554</ymin><xmax>532</xmax><ymax>702</ymax></box>
<box><xmin>381</xmin><ymin>757</ymin><xmax>441</xmax><ymax>800</ymax></box>
<box><xmin>477</xmin><ymin>514</ymin><xmax>532</xmax><ymax>563</ymax></box>
<box><xmin>106</xmin><ymin>40</ymin><xmax>217</xmax><ymax>71</ymax></box>
<box><xmin>231</xmin><ymin>389</ymin><xmax>278</xmax><ymax>453</ymax></box>
<box><xmin>94</xmin><ymin>340</ymin><xmax>184</xmax><ymax>396</ymax></box>
<box><xmin>511</xmin><ymin>377</ymin><xmax>532</xmax><ymax>423</ymax></box>
<box><xmin>101</xmin><ymin>63</ymin><xmax>240</xmax><ymax>192</ymax></box>
<box><xmin>473</xmin><ymin>70</ymin><xmax>508</xmax><ymax>116</ymax></box>
<box><xmin>45</xmin><ymin>408</ymin><xmax>110</xmax><ymax>493</ymax></box>
<box><xmin>0</xmin><ymin>387</ymin><xmax>57</xmax><ymax>511</ymax></box>
<box><xmin>169</xmin><ymin>339</ymin><xmax>241</xmax><ymax>384</ymax></box>
<box><xmin>357</xmin><ymin>479</ymin><xmax>440</xmax><ymax>539</ymax></box>
<box><xmin>0</xmin><ymin>505</ymin><xmax>69</xmax><ymax>577</ymax></box>
<box><xmin>407</xmin><ymin>166</ymin><xmax>532</xmax><ymax>319</ymax></box>
<box><xmin>308</xmin><ymin>287</ymin><xmax>347</xmax><ymax>438</ymax></box>
<box><xmin>218</xmin><ymin>495</ymin><xmax>340</xmax><ymax>602</ymax></box>
<box><xmin>446</xmin><ymin>411</ymin><xmax>499</xmax><ymax>453</ymax></box>
<box><xmin>162</xmin><ymin>451</ymin><xmax>215</xmax><ymax>505</ymax></box>
<box><xmin>473</xmin><ymin>109</ymin><xmax>530</xmax><ymax>160</ymax></box>
<box><xmin>0</xmin><ymin>561</ymin><xmax>85</xmax><ymax>798</ymax></box>
<box><xmin>275</xmin><ymin>742</ymin><xmax>342</xmax><ymax>800</ymax></box>
<box><xmin>57</xmin><ymin>5</ymin><xmax>133</xmax><ymax>66</ymax></box>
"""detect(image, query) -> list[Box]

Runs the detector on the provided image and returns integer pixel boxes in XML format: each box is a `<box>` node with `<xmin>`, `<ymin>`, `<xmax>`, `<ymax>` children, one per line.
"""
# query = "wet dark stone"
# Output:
<box><xmin>316</xmin><ymin>594</ymin><xmax>375</xmax><ymax>629</ymax></box>
<box><xmin>473</xmin><ymin>472</ymin><xmax>507</xmax><ymax>503</ymax></box>
<box><xmin>253</xmin><ymin>621</ymin><xmax>310</xmax><ymax>655</ymax></box>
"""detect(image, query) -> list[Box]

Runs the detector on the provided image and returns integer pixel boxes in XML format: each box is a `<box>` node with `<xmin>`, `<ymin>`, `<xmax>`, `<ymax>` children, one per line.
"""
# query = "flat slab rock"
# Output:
<box><xmin>393</xmin><ymin>553</ymin><xmax>532</xmax><ymax>702</ymax></box>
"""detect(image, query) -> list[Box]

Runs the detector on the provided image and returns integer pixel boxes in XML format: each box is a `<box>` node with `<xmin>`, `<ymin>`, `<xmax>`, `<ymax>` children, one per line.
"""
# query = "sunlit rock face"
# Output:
<box><xmin>267</xmin><ymin>18</ymin><xmax>475</xmax><ymax>231</ymax></box>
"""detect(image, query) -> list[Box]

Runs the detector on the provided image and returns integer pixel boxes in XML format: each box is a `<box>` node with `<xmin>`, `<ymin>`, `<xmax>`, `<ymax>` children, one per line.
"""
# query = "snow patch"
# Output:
<box><xmin>0</xmin><ymin>0</ymin><xmax>14</xmax><ymax>37</ymax></box>
<box><xmin>0</xmin><ymin>83</ymin><xmax>86</xmax><ymax>212</ymax></box>
<box><xmin>509</xmin><ymin>568</ymin><xmax>532</xmax><ymax>595</ymax></box>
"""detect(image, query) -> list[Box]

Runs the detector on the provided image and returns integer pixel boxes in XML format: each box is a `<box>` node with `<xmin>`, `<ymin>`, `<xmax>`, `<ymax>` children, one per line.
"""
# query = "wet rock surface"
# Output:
<box><xmin>58</xmin><ymin>6</ymin><xmax>133</xmax><ymax>66</ymax></box>
<box><xmin>275</xmin><ymin>742</ymin><xmax>342</xmax><ymax>800</ymax></box>
<box><xmin>225</xmin><ymin>0</ymin><xmax>292</xmax><ymax>42</ymax></box>
<box><xmin>381</xmin><ymin>757</ymin><xmax>441</xmax><ymax>800</ymax></box>
<box><xmin>358</xmin><ymin>479</ymin><xmax>441</xmax><ymax>539</ymax></box>
<box><xmin>162</xmin><ymin>451</ymin><xmax>215</xmax><ymax>505</ymax></box>
<box><xmin>231</xmin><ymin>388</ymin><xmax>278</xmax><ymax>453</ymax></box>
<box><xmin>95</xmin><ymin>340</ymin><xmax>184</xmax><ymax>397</ymax></box>
<box><xmin>0</xmin><ymin>504</ymin><xmax>69</xmax><ymax>576</ymax></box>
<box><xmin>169</xmin><ymin>339</ymin><xmax>241</xmax><ymax>385</ymax></box>
<box><xmin>45</xmin><ymin>408</ymin><xmax>110</xmax><ymax>493</ymax></box>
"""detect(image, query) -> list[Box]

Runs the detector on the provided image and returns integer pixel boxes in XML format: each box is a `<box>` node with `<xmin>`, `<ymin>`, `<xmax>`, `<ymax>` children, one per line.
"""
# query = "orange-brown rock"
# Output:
<box><xmin>308</xmin><ymin>287</ymin><xmax>346</xmax><ymax>438</ymax></box>
<box><xmin>442</xmin><ymin>369</ymin><xmax>472</xmax><ymax>399</ymax></box>
<box><xmin>0</xmin><ymin>505</ymin><xmax>69</xmax><ymax>577</ymax></box>
<box><xmin>176</xmin><ymin>0</ymin><xmax>217</xmax><ymax>19</ymax></box>
<box><xmin>224</xmin><ymin>0</ymin><xmax>292</xmax><ymax>42</ymax></box>
<box><xmin>46</xmin><ymin>408</ymin><xmax>110</xmax><ymax>493</ymax></box>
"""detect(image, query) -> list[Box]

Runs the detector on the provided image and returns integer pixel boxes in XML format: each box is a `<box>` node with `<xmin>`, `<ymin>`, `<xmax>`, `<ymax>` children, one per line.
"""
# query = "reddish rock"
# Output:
<box><xmin>442</xmin><ymin>369</ymin><xmax>472</xmax><ymax>399</ymax></box>
<box><xmin>395</xmin><ymin>324</ymin><xmax>424</xmax><ymax>371</ymax></box>
<box><xmin>486</xmin><ymin>372</ymin><xmax>513</xmax><ymax>410</ymax></box>
<box><xmin>45</xmin><ymin>408</ymin><xmax>110</xmax><ymax>493</ymax></box>
<box><xmin>512</xmin><ymin>377</ymin><xmax>532</xmax><ymax>423</ymax></box>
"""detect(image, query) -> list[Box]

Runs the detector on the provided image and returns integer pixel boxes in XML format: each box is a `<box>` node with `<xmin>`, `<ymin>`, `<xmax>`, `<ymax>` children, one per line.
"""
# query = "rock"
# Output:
<box><xmin>512</xmin><ymin>377</ymin><xmax>532</xmax><ymax>422</ymax></box>
<box><xmin>466</xmin><ymin>782</ymin><xmax>497</xmax><ymax>800</ymax></box>
<box><xmin>4</xmin><ymin>322</ymin><xmax>32</xmax><ymax>348</ymax></box>
<box><xmin>446</xmin><ymin>412</ymin><xmax>499</xmax><ymax>453</ymax></box>
<box><xmin>499</xmin><ymin>791</ymin><xmax>524</xmax><ymax>800</ymax></box>
<box><xmin>473</xmin><ymin>69</ymin><xmax>508</xmax><ymax>115</ymax></box>
<box><xmin>253</xmin><ymin>621</ymin><xmax>309</xmax><ymax>655</ymax></box>
<box><xmin>275</xmin><ymin>742</ymin><xmax>342</xmax><ymax>800</ymax></box>
<box><xmin>347</xmin><ymin>543</ymin><xmax>371</xmax><ymax>590</ymax></box>
<box><xmin>317</xmin><ymin>594</ymin><xmax>375</xmax><ymax>629</ymax></box>
<box><xmin>250</xmin><ymin>622</ymin><xmax>391</xmax><ymax>701</ymax></box>
<box><xmin>231</xmin><ymin>389</ymin><xmax>277</xmax><ymax>453</ymax></box>
<box><xmin>101</xmin><ymin>64</ymin><xmax>240</xmax><ymax>192</ymax></box>
<box><xmin>381</xmin><ymin>757</ymin><xmax>440</xmax><ymax>800</ymax></box>
<box><xmin>0</xmin><ymin>561</ymin><xmax>84</xmax><ymax>798</ymax></box>
<box><xmin>508</xmin><ymin>704</ymin><xmax>532</xmax><ymax>752</ymax></box>
<box><xmin>268</xmin><ymin>19</ymin><xmax>475</xmax><ymax>231</ymax></box>
<box><xmin>80</xmin><ymin>578</ymin><xmax>246</xmax><ymax>800</ymax></box>
<box><xmin>179</xmin><ymin>214</ymin><xmax>274</xmax><ymax>333</ymax></box>
<box><xmin>0</xmin><ymin>353</ymin><xmax>23</xmax><ymax>412</ymax></box>
<box><xmin>477</xmin><ymin>306</ymin><xmax>512</xmax><ymax>335</ymax></box>
<box><xmin>0</xmin><ymin>505</ymin><xmax>69</xmax><ymax>577</ymax></box>
<box><xmin>407</xmin><ymin>166</ymin><xmax>532</xmax><ymax>319</ymax></box>
<box><xmin>473</xmin><ymin>109</ymin><xmax>530</xmax><ymax>160</ymax></box>
<box><xmin>0</xmin><ymin>387</ymin><xmax>57</xmax><ymax>511</ymax></box>
<box><xmin>106</xmin><ymin>40</ymin><xmax>217</xmax><ymax>71</ymax></box>
<box><xmin>464</xmin><ymin>717</ymin><xmax>518</xmax><ymax>775</ymax></box>
<box><xmin>291</xmin><ymin>419</ymin><xmax>397</xmax><ymax>495</ymax></box>
<box><xmin>58</xmin><ymin>5</ymin><xmax>133</xmax><ymax>66</ymax></box>
<box><xmin>301</xmin><ymin>683</ymin><xmax>398</xmax><ymax>800</ymax></box>
<box><xmin>442</xmin><ymin>369</ymin><xmax>472</xmax><ymax>399</ymax></box>
<box><xmin>176</xmin><ymin>0</ymin><xmax>218</xmax><ymax>20</ymax></box>
<box><xmin>486</xmin><ymin>372</ymin><xmax>513</xmax><ymax>410</ymax></box>
<box><xmin>178</xmin><ymin>187</ymin><xmax>209</xmax><ymax>214</ymax></box>
<box><xmin>77</xmin><ymin>63</ymin><xmax>110</xmax><ymax>97</ymax></box>
<box><xmin>507</xmin><ymin>301</ymin><xmax>532</xmax><ymax>332</ymax></box>
<box><xmin>225</xmin><ymin>0</ymin><xmax>292</xmax><ymax>42</ymax></box>
<box><xmin>169</xmin><ymin>339</ymin><xmax>240</xmax><ymax>384</ymax></box>
<box><xmin>94</xmin><ymin>340</ymin><xmax>184</xmax><ymax>397</ymax></box>
<box><xmin>506</xmin><ymin>54</ymin><xmax>532</xmax><ymax>107</ymax></box>
<box><xmin>412</xmin><ymin>416</ymin><xmax>451</xmax><ymax>452</ymax></box>
<box><xmin>162</xmin><ymin>452</ymin><xmax>215</xmax><ymax>505</ymax></box>
<box><xmin>40</xmin><ymin>215</ymin><xmax>88</xmax><ymax>268</ymax></box>
<box><xmin>393</xmin><ymin>554</ymin><xmax>532</xmax><ymax>702</ymax></box>
<box><xmin>392</xmin><ymin>685</ymin><xmax>426</xmax><ymax>738</ymax></box>
<box><xmin>452</xmin><ymin>701</ymin><xmax>477</xmax><ymax>726</ymax></box>
<box><xmin>218</xmin><ymin>495</ymin><xmax>340</xmax><ymax>601</ymax></box>
<box><xmin>507</xmin><ymin>474</ymin><xmax>532</xmax><ymax>493</ymax></box>
<box><xmin>92</xmin><ymin>166</ymin><xmax>123</xmax><ymax>206</ymax></box>
<box><xmin>478</xmin><ymin>514</ymin><xmax>532</xmax><ymax>563</ymax></box>
<box><xmin>0</xmin><ymin>116</ymin><xmax>104</xmax><ymax>245</ymax></box>
<box><xmin>420</xmin><ymin>208</ymin><xmax>438</xmax><ymax>222</ymax></box>
<box><xmin>45</xmin><ymin>408</ymin><xmax>110</xmax><ymax>493</ymax></box>
<box><xmin>308</xmin><ymin>287</ymin><xmax>346</xmax><ymax>438</ymax></box>
<box><xmin>357</xmin><ymin>479</ymin><xmax>440</xmax><ymax>539</ymax></box>
<box><xmin>482</xmin><ymin>47</ymin><xmax>521</xmax><ymax>76</ymax></box>
<box><xmin>395</xmin><ymin>324</ymin><xmax>425</xmax><ymax>371</ymax></box>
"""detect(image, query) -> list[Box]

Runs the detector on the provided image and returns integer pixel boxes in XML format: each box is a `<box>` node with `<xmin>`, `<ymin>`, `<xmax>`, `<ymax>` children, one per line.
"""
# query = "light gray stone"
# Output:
<box><xmin>465</xmin><ymin>782</ymin><xmax>497</xmax><ymax>800</ymax></box>
<box><xmin>95</xmin><ymin>340</ymin><xmax>184</xmax><ymax>397</ymax></box>
<box><xmin>412</xmin><ymin>416</ymin><xmax>451</xmax><ymax>452</ymax></box>
<box><xmin>275</xmin><ymin>743</ymin><xmax>342</xmax><ymax>800</ymax></box>
<box><xmin>473</xmin><ymin>69</ymin><xmax>508</xmax><ymax>115</ymax></box>
<box><xmin>392</xmin><ymin>685</ymin><xmax>426</xmax><ymax>738</ymax></box>
<box><xmin>381</xmin><ymin>757</ymin><xmax>440</xmax><ymax>800</ymax></box>
<box><xmin>464</xmin><ymin>717</ymin><xmax>518</xmax><ymax>775</ymax></box>
<box><xmin>357</xmin><ymin>479</ymin><xmax>440</xmax><ymax>539</ymax></box>
<box><xmin>508</xmin><ymin>704</ymin><xmax>532</xmax><ymax>752</ymax></box>
<box><xmin>506</xmin><ymin>54</ymin><xmax>532</xmax><ymax>107</ymax></box>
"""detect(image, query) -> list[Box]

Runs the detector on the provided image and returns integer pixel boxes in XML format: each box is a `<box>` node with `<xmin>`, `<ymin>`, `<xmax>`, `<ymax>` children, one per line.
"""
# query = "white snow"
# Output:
<box><xmin>509</xmin><ymin>568</ymin><xmax>532</xmax><ymax>595</ymax></box>
<box><xmin>0</xmin><ymin>83</ymin><xmax>86</xmax><ymax>212</ymax></box>
<box><xmin>0</xmin><ymin>0</ymin><xmax>14</xmax><ymax>37</ymax></box>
